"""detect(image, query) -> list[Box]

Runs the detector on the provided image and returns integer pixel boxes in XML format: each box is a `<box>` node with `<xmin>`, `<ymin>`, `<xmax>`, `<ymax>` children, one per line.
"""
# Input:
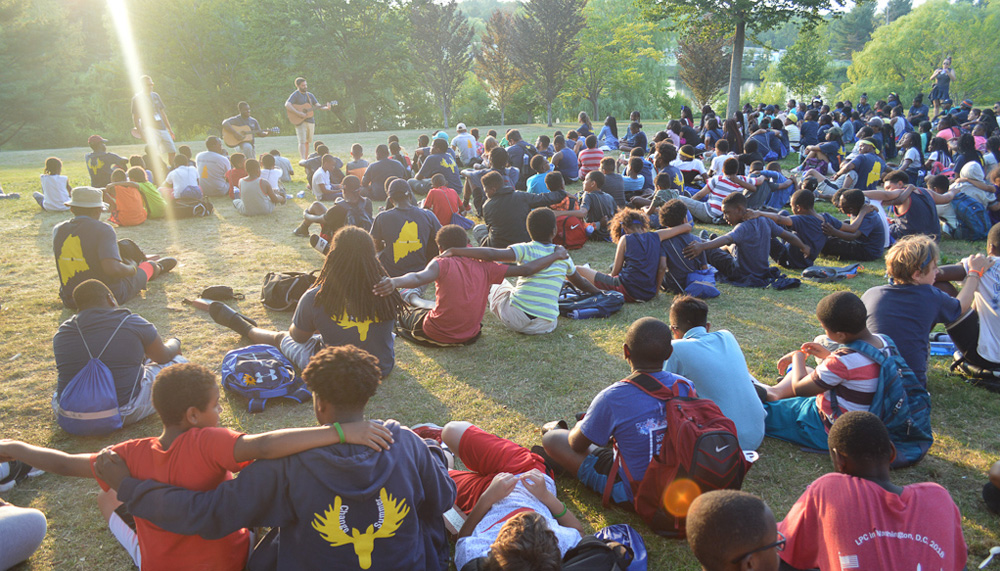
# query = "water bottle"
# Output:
<box><xmin>296</xmin><ymin>191</ymin><xmax>306</xmax><ymax>199</ymax></box>
<box><xmin>569</xmin><ymin>307</ymin><xmax>601</xmax><ymax>319</ymax></box>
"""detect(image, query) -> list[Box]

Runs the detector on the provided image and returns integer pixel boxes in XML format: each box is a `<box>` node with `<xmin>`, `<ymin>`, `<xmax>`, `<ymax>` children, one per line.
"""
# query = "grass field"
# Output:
<box><xmin>0</xmin><ymin>123</ymin><xmax>997</xmax><ymax>570</ymax></box>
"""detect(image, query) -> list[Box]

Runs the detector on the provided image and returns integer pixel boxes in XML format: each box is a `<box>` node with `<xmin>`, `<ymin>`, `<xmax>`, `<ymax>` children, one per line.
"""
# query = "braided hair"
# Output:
<box><xmin>313</xmin><ymin>226</ymin><xmax>402</xmax><ymax>322</ymax></box>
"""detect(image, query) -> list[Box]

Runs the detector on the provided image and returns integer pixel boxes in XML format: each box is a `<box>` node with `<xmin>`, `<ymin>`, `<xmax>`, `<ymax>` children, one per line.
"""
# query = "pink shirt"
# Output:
<box><xmin>422</xmin><ymin>257</ymin><xmax>508</xmax><ymax>344</ymax></box>
<box><xmin>779</xmin><ymin>473</ymin><xmax>967</xmax><ymax>571</ymax></box>
<box><xmin>578</xmin><ymin>148</ymin><xmax>605</xmax><ymax>179</ymax></box>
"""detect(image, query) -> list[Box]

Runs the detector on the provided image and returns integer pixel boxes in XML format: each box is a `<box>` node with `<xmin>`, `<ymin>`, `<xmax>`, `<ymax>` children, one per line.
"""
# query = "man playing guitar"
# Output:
<box><xmin>285</xmin><ymin>77</ymin><xmax>333</xmax><ymax>160</ymax></box>
<box><xmin>222</xmin><ymin>101</ymin><xmax>273</xmax><ymax>159</ymax></box>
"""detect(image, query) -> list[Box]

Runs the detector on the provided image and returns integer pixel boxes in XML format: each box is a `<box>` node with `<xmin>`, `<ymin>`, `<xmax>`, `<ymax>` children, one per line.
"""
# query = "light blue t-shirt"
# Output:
<box><xmin>525</xmin><ymin>164</ymin><xmax>555</xmax><ymax>194</ymax></box>
<box><xmin>663</xmin><ymin>327</ymin><xmax>766</xmax><ymax>450</ymax></box>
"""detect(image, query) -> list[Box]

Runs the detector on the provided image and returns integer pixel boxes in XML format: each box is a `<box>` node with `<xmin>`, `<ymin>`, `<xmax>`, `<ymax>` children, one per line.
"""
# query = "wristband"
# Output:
<box><xmin>969</xmin><ymin>268</ymin><xmax>985</xmax><ymax>278</ymax></box>
<box><xmin>553</xmin><ymin>504</ymin><xmax>567</xmax><ymax>519</ymax></box>
<box><xmin>333</xmin><ymin>422</ymin><xmax>345</xmax><ymax>443</ymax></box>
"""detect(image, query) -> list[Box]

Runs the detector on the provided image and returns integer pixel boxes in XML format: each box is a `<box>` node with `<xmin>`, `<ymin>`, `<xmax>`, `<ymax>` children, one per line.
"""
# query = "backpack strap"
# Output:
<box><xmin>622</xmin><ymin>371</ymin><xmax>692</xmax><ymax>400</ymax></box>
<box><xmin>74</xmin><ymin>313</ymin><xmax>132</xmax><ymax>361</ymax></box>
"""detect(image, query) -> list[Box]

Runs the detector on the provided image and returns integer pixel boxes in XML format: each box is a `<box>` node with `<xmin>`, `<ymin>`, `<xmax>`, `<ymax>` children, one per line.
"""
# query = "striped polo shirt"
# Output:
<box><xmin>810</xmin><ymin>335</ymin><xmax>891</xmax><ymax>419</ymax></box>
<box><xmin>509</xmin><ymin>241</ymin><xmax>576</xmax><ymax>321</ymax></box>
<box><xmin>578</xmin><ymin>148</ymin><xmax>605</xmax><ymax>179</ymax></box>
<box><xmin>705</xmin><ymin>175</ymin><xmax>760</xmax><ymax>217</ymax></box>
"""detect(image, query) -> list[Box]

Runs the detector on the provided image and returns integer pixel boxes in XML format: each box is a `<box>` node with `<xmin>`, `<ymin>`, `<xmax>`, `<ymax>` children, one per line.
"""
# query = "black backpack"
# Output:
<box><xmin>173</xmin><ymin>197</ymin><xmax>215</xmax><ymax>219</ymax></box>
<box><xmin>260</xmin><ymin>270</ymin><xmax>319</xmax><ymax>311</ymax></box>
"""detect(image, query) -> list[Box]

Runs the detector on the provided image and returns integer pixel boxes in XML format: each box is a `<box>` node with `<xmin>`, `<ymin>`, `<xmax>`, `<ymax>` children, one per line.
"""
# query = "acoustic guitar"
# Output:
<box><xmin>286</xmin><ymin>100</ymin><xmax>337</xmax><ymax>126</ymax></box>
<box><xmin>222</xmin><ymin>124</ymin><xmax>280</xmax><ymax>148</ymax></box>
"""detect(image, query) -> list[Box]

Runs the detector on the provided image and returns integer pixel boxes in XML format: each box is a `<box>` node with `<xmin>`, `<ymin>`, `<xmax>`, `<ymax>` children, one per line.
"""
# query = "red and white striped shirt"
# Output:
<box><xmin>578</xmin><ymin>148</ymin><xmax>605</xmax><ymax>179</ymax></box>
<box><xmin>705</xmin><ymin>175</ymin><xmax>760</xmax><ymax>216</ymax></box>
<box><xmin>810</xmin><ymin>335</ymin><xmax>891</xmax><ymax>419</ymax></box>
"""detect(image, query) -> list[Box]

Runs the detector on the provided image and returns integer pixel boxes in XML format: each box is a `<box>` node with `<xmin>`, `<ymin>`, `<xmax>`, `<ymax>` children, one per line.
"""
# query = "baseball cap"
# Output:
<box><xmin>456</xmin><ymin>123</ymin><xmax>467</xmax><ymax>131</ymax></box>
<box><xmin>787</xmin><ymin>113</ymin><xmax>798</xmax><ymax>123</ymax></box>
<box><xmin>827</xmin><ymin>127</ymin><xmax>843</xmax><ymax>139</ymax></box>
<box><xmin>433</xmin><ymin>131</ymin><xmax>449</xmax><ymax>141</ymax></box>
<box><xmin>88</xmin><ymin>135</ymin><xmax>108</xmax><ymax>149</ymax></box>
<box><xmin>65</xmin><ymin>186</ymin><xmax>108</xmax><ymax>210</ymax></box>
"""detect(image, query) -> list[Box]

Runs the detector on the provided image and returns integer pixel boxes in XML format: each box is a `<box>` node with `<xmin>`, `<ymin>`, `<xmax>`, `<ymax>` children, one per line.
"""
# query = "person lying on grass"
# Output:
<box><xmin>0</xmin><ymin>362</ymin><xmax>392</xmax><ymax>571</ymax></box>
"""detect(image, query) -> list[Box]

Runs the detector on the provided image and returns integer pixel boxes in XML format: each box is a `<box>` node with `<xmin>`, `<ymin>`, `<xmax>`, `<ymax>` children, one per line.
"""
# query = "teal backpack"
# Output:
<box><xmin>829</xmin><ymin>337</ymin><xmax>933</xmax><ymax>468</ymax></box>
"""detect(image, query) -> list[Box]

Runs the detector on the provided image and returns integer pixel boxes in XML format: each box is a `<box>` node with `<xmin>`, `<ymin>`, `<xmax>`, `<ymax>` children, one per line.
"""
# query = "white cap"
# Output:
<box><xmin>456</xmin><ymin>123</ymin><xmax>467</xmax><ymax>132</ymax></box>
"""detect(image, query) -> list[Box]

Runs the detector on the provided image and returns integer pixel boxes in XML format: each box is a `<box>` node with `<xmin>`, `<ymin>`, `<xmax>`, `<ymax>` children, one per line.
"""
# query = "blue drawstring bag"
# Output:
<box><xmin>594</xmin><ymin>524</ymin><xmax>647</xmax><ymax>571</ymax></box>
<box><xmin>221</xmin><ymin>345</ymin><xmax>311</xmax><ymax>413</ymax></box>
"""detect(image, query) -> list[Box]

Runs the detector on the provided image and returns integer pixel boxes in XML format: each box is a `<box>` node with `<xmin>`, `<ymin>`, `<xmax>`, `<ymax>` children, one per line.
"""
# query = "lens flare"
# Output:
<box><xmin>663</xmin><ymin>478</ymin><xmax>701</xmax><ymax>518</ymax></box>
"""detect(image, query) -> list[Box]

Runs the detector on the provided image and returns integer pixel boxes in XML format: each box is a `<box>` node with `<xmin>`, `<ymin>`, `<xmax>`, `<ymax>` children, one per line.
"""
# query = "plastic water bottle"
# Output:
<box><xmin>296</xmin><ymin>191</ymin><xmax>306</xmax><ymax>199</ymax></box>
<box><xmin>569</xmin><ymin>307</ymin><xmax>601</xmax><ymax>319</ymax></box>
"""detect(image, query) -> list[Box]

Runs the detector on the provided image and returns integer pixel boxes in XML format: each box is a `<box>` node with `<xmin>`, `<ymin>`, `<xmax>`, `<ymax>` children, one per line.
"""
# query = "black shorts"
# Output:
<box><xmin>395</xmin><ymin>307</ymin><xmax>481</xmax><ymax>348</ymax></box>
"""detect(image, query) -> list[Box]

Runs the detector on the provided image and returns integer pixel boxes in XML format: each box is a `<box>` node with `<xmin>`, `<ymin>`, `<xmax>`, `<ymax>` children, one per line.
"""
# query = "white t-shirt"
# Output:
<box><xmin>865</xmin><ymin>198</ymin><xmax>892</xmax><ymax>248</ymax></box>
<box><xmin>902</xmin><ymin>146</ymin><xmax>921</xmax><ymax>166</ymax></box>
<box><xmin>786</xmin><ymin>124</ymin><xmax>801</xmax><ymax>147</ymax></box>
<box><xmin>453</xmin><ymin>476</ymin><xmax>581</xmax><ymax>570</ymax></box>
<box><xmin>963</xmin><ymin>255</ymin><xmax>1000</xmax><ymax>363</ymax></box>
<box><xmin>927</xmin><ymin>150</ymin><xmax>951</xmax><ymax>169</ymax></box>
<box><xmin>39</xmin><ymin>174</ymin><xmax>70</xmax><ymax>211</ymax></box>
<box><xmin>451</xmin><ymin>133</ymin><xmax>478</xmax><ymax>164</ymax></box>
<box><xmin>311</xmin><ymin>168</ymin><xmax>332</xmax><ymax>199</ymax></box>
<box><xmin>195</xmin><ymin>151</ymin><xmax>230</xmax><ymax>196</ymax></box>
<box><xmin>709</xmin><ymin>152</ymin><xmax>735</xmax><ymax>175</ymax></box>
<box><xmin>273</xmin><ymin>155</ymin><xmax>293</xmax><ymax>181</ymax></box>
<box><xmin>261</xmin><ymin>168</ymin><xmax>283</xmax><ymax>194</ymax></box>
<box><xmin>165</xmin><ymin>165</ymin><xmax>199</xmax><ymax>194</ymax></box>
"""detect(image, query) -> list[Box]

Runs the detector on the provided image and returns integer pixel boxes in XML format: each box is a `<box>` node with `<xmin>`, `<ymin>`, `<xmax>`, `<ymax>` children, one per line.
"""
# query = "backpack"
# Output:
<box><xmin>173</xmin><ymin>197</ymin><xmax>215</xmax><ymax>219</ymax></box>
<box><xmin>56</xmin><ymin>315</ymin><xmax>136</xmax><ymax>435</ymax></box>
<box><xmin>949</xmin><ymin>192</ymin><xmax>990</xmax><ymax>241</ymax></box>
<box><xmin>603</xmin><ymin>372</ymin><xmax>751</xmax><ymax>538</ymax></box>
<box><xmin>593</xmin><ymin>524</ymin><xmax>647</xmax><ymax>571</ymax></box>
<box><xmin>663</xmin><ymin>240</ymin><xmax>721</xmax><ymax>299</ymax></box>
<box><xmin>260</xmin><ymin>270</ymin><xmax>319</xmax><ymax>311</ymax></box>
<box><xmin>801</xmin><ymin>263</ymin><xmax>861</xmax><ymax>283</ymax></box>
<box><xmin>555</xmin><ymin>215</ymin><xmax>588</xmax><ymax>249</ymax></box>
<box><xmin>558</xmin><ymin>283</ymin><xmax>625</xmax><ymax>318</ymax></box>
<box><xmin>108</xmin><ymin>183</ymin><xmax>147</xmax><ymax>227</ymax></box>
<box><xmin>220</xmin><ymin>345</ymin><xmax>311</xmax><ymax>413</ymax></box>
<box><xmin>830</xmin><ymin>338</ymin><xmax>933</xmax><ymax>468</ymax></box>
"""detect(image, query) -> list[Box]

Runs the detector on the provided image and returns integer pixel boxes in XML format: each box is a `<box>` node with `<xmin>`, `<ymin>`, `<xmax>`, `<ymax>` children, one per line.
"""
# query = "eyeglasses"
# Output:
<box><xmin>730</xmin><ymin>531</ymin><xmax>786</xmax><ymax>564</ymax></box>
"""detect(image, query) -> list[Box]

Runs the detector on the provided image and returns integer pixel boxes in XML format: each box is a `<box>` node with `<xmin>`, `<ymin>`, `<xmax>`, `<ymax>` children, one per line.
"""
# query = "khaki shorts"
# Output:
<box><xmin>295</xmin><ymin>121</ymin><xmax>315</xmax><ymax>145</ymax></box>
<box><xmin>488</xmin><ymin>279</ymin><xmax>557</xmax><ymax>335</ymax></box>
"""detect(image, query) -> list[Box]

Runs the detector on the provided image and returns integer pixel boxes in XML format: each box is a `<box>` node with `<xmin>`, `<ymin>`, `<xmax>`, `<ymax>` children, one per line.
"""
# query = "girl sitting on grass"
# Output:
<box><xmin>574</xmin><ymin>208</ymin><xmax>692</xmax><ymax>302</ymax></box>
<box><xmin>34</xmin><ymin>157</ymin><xmax>72</xmax><ymax>211</ymax></box>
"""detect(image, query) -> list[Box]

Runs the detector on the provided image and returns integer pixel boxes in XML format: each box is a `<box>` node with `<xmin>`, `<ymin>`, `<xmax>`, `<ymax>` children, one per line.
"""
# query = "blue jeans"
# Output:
<box><xmin>763</xmin><ymin>397</ymin><xmax>829</xmax><ymax>451</ymax></box>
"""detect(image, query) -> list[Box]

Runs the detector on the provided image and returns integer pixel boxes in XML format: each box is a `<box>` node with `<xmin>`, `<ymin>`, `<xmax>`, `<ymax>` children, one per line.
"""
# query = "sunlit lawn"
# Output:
<box><xmin>0</xmin><ymin>125</ymin><xmax>996</xmax><ymax>569</ymax></box>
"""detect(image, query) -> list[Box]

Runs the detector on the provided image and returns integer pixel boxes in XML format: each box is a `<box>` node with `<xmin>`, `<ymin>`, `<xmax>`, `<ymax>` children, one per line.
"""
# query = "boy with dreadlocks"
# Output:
<box><xmin>211</xmin><ymin>226</ymin><xmax>403</xmax><ymax>377</ymax></box>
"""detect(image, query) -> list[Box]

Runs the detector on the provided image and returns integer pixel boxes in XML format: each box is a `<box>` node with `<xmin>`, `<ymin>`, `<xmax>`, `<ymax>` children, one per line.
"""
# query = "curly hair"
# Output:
<box><xmin>302</xmin><ymin>345</ymin><xmax>381</xmax><ymax>408</ymax></box>
<box><xmin>482</xmin><ymin>512</ymin><xmax>562</xmax><ymax>571</ymax></box>
<box><xmin>609</xmin><ymin>207</ymin><xmax>650</xmax><ymax>243</ymax></box>
<box><xmin>152</xmin><ymin>363</ymin><xmax>218</xmax><ymax>426</ymax></box>
<box><xmin>885</xmin><ymin>234</ymin><xmax>938</xmax><ymax>284</ymax></box>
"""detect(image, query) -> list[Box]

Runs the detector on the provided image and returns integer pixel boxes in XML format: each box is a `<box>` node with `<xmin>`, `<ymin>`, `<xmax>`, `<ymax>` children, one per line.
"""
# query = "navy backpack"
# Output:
<box><xmin>221</xmin><ymin>345</ymin><xmax>311</xmax><ymax>413</ymax></box>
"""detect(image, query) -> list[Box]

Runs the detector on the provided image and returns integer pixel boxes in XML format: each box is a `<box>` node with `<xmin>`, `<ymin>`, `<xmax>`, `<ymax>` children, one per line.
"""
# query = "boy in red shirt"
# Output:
<box><xmin>224</xmin><ymin>153</ymin><xmax>247</xmax><ymax>199</ymax></box>
<box><xmin>779</xmin><ymin>410</ymin><xmax>967</xmax><ymax>570</ymax></box>
<box><xmin>373</xmin><ymin>224</ymin><xmax>569</xmax><ymax>346</ymax></box>
<box><xmin>421</xmin><ymin>173</ymin><xmax>462</xmax><ymax>227</ymax></box>
<box><xmin>0</xmin><ymin>363</ymin><xmax>391</xmax><ymax>571</ymax></box>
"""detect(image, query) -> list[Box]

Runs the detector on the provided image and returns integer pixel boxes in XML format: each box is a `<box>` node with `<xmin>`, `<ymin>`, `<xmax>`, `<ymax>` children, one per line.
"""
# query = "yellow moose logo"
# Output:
<box><xmin>312</xmin><ymin>487</ymin><xmax>410</xmax><ymax>569</ymax></box>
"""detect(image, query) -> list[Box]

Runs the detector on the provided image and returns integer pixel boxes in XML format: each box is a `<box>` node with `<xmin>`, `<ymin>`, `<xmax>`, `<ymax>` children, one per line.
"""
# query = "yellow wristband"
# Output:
<box><xmin>333</xmin><ymin>422</ymin><xmax>345</xmax><ymax>443</ymax></box>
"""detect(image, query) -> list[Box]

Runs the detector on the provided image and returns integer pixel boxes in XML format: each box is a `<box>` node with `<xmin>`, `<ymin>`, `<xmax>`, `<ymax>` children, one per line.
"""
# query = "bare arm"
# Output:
<box><xmin>956</xmin><ymin>255</ymin><xmax>994</xmax><ymax>313</ymax></box>
<box><xmin>685</xmin><ymin>234</ymin><xmax>734</xmax><ymax>258</ymax></box>
<box><xmin>655</xmin><ymin>255</ymin><xmax>667</xmax><ymax>295</ymax></box>
<box><xmin>289</xmin><ymin>322</ymin><xmax>315</xmax><ymax>343</ymax></box>
<box><xmin>373</xmin><ymin>261</ymin><xmax>440</xmax><ymax>296</ymax></box>
<box><xmin>504</xmin><ymin>247</ymin><xmax>569</xmax><ymax>278</ymax></box>
<box><xmin>750</xmin><ymin>209</ymin><xmax>793</xmax><ymax>227</ymax></box>
<box><xmin>610</xmin><ymin>236</ymin><xmax>628</xmax><ymax>276</ymax></box>
<box><xmin>690</xmin><ymin>184</ymin><xmax>711</xmax><ymax>201</ymax></box>
<box><xmin>145</xmin><ymin>336</ymin><xmax>181</xmax><ymax>364</ymax></box>
<box><xmin>779</xmin><ymin>229</ymin><xmax>810</xmax><ymax>258</ymax></box>
<box><xmin>233</xmin><ymin>422</ymin><xmax>393</xmax><ymax>461</ymax></box>
<box><xmin>567</xmin><ymin>270</ymin><xmax>601</xmax><ymax>294</ymax></box>
<box><xmin>0</xmin><ymin>440</ymin><xmax>94</xmax><ymax>478</ymax></box>
<box><xmin>261</xmin><ymin>180</ymin><xmax>285</xmax><ymax>205</ymax></box>
<box><xmin>440</xmin><ymin>246</ymin><xmax>516</xmax><ymax>263</ymax></box>
<box><xmin>653</xmin><ymin>222</ymin><xmax>695</xmax><ymax>239</ymax></box>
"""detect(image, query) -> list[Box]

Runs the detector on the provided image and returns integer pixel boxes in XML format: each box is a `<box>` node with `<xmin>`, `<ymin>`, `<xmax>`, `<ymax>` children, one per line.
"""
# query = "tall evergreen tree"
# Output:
<box><xmin>676</xmin><ymin>17</ymin><xmax>732</xmax><ymax>108</ymax></box>
<box><xmin>409</xmin><ymin>0</ymin><xmax>474</xmax><ymax>128</ymax></box>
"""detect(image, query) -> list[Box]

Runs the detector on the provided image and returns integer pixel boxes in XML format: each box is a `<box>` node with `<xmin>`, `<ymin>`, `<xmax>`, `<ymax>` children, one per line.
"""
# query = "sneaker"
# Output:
<box><xmin>0</xmin><ymin>193</ymin><xmax>21</xmax><ymax>200</ymax></box>
<box><xmin>157</xmin><ymin>257</ymin><xmax>178</xmax><ymax>274</ymax></box>
<box><xmin>540</xmin><ymin>419</ymin><xmax>568</xmax><ymax>436</ymax></box>
<box><xmin>0</xmin><ymin>461</ymin><xmax>44</xmax><ymax>492</ymax></box>
<box><xmin>293</xmin><ymin>227</ymin><xmax>310</xmax><ymax>237</ymax></box>
<box><xmin>750</xmin><ymin>377</ymin><xmax>771</xmax><ymax>404</ymax></box>
<box><xmin>310</xmin><ymin>234</ymin><xmax>329</xmax><ymax>254</ymax></box>
<box><xmin>411</xmin><ymin>423</ymin><xmax>443</xmax><ymax>444</ymax></box>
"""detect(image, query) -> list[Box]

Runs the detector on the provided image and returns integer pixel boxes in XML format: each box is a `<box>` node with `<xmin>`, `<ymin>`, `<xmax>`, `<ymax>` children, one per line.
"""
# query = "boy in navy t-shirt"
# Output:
<box><xmin>862</xmin><ymin>170</ymin><xmax>943</xmax><ymax>241</ymax></box>
<box><xmin>799</xmin><ymin>110</ymin><xmax>820</xmax><ymax>148</ymax></box>
<box><xmin>684</xmin><ymin>192</ymin><xmax>809</xmax><ymax>284</ymax></box>
<box><xmin>658</xmin><ymin>199</ymin><xmax>712</xmax><ymax>293</ymax></box>
<box><xmin>753</xmin><ymin>189</ymin><xmax>830</xmax><ymax>269</ymax></box>
<box><xmin>821</xmin><ymin>189</ymin><xmax>886</xmax><ymax>261</ymax></box>
<box><xmin>541</xmin><ymin>317</ymin><xmax>696</xmax><ymax>506</ymax></box>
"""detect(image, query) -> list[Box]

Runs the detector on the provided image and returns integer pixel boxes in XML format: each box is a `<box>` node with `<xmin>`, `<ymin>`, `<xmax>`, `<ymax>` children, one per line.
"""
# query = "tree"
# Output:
<box><xmin>881</xmin><ymin>0</ymin><xmax>911</xmax><ymax>25</ymax></box>
<box><xmin>571</xmin><ymin>0</ymin><xmax>662</xmax><ymax>119</ymax></box>
<box><xmin>639</xmin><ymin>0</ymin><xmax>850</xmax><ymax>119</ymax></box>
<box><xmin>475</xmin><ymin>11</ymin><xmax>525</xmax><ymax>125</ymax></box>
<box><xmin>776</xmin><ymin>27</ymin><xmax>829</xmax><ymax>98</ymax></box>
<box><xmin>841</xmin><ymin>0</ymin><xmax>1000</xmax><ymax>105</ymax></box>
<box><xmin>409</xmin><ymin>0</ymin><xmax>474</xmax><ymax>128</ymax></box>
<box><xmin>511</xmin><ymin>0</ymin><xmax>586</xmax><ymax>126</ymax></box>
<box><xmin>829</xmin><ymin>1</ymin><xmax>875</xmax><ymax>59</ymax></box>
<box><xmin>676</xmin><ymin>17</ymin><xmax>731</xmax><ymax>108</ymax></box>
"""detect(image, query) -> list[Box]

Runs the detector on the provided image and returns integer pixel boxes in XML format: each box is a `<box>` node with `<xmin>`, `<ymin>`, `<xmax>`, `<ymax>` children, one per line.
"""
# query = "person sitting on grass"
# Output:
<box><xmin>373</xmin><ymin>224</ymin><xmax>569</xmax><ymax>347</ymax></box>
<box><xmin>472</xmin><ymin>170</ymin><xmax>568</xmax><ymax>249</ymax></box>
<box><xmin>412</xmin><ymin>137</ymin><xmax>462</xmax><ymax>195</ymax></box>
<box><xmin>863</xmin><ymin>234</ymin><xmax>990</xmax><ymax>387</ymax></box>
<box><xmin>750</xmin><ymin>189</ymin><xmax>830</xmax><ymax>270</ymax></box>
<box><xmin>294</xmin><ymin>175</ymin><xmax>371</xmax><ymax>238</ymax></box>
<box><xmin>762</xmin><ymin>291</ymin><xmax>903</xmax><ymax>451</ymax></box>
<box><xmin>819</xmin><ymin>188</ymin><xmax>886</xmax><ymax>261</ymax></box>
<box><xmin>421</xmin><ymin>173</ymin><xmax>462</xmax><ymax>227</ymax></box>
<box><xmin>223</xmin><ymin>152</ymin><xmax>246</xmax><ymax>199</ymax></box>
<box><xmin>665</xmin><ymin>296</ymin><xmax>766</xmax><ymax>450</ymax></box>
<box><xmin>371</xmin><ymin>179</ymin><xmax>442</xmax><ymax>278</ymax></box>
<box><xmin>860</xmin><ymin>170</ymin><xmax>945</xmax><ymax>241</ymax></box>
<box><xmin>558</xmin><ymin>170</ymin><xmax>616</xmax><ymax>240</ymax></box>
<box><xmin>311</xmin><ymin>153</ymin><xmax>345</xmax><ymax>202</ymax></box>
<box><xmin>93</xmin><ymin>346</ymin><xmax>456</xmax><ymax>571</ymax></box>
<box><xmin>461</xmin><ymin>146</ymin><xmax>519</xmax><ymax>218</ymax></box>
<box><xmin>34</xmin><ymin>156</ymin><xmax>72</xmax><ymax>211</ymax></box>
<box><xmin>635</xmin><ymin>173</ymin><xmax>682</xmax><ymax>228</ymax></box>
<box><xmin>160</xmin><ymin>154</ymin><xmax>200</xmax><ymax>200</ymax></box>
<box><xmin>778</xmin><ymin>411</ymin><xmax>967</xmax><ymax>571</ymax></box>
<box><xmin>361</xmin><ymin>143</ymin><xmax>409</xmax><ymax>201</ymax></box>
<box><xmin>439</xmin><ymin>422</ymin><xmax>584</xmax><ymax>570</ymax></box>
<box><xmin>684</xmin><ymin>192</ymin><xmax>809</xmax><ymax>286</ymax></box>
<box><xmin>550</xmin><ymin>135</ymin><xmax>580</xmax><ymax>184</ymax></box>
<box><xmin>526</xmin><ymin>154</ymin><xmax>555</xmax><ymax>195</ymax></box>
<box><xmin>126</xmin><ymin>167</ymin><xmax>167</xmax><ymax>220</ymax></box>
<box><xmin>5</xmin><ymin>360</ymin><xmax>394</xmax><ymax>571</ymax></box>
<box><xmin>680</xmin><ymin>157</ymin><xmax>762</xmax><ymax>224</ymax></box>
<box><xmin>345</xmin><ymin>143</ymin><xmax>369</xmax><ymax>178</ymax></box>
<box><xmin>657</xmin><ymin>199</ymin><xmax>719</xmax><ymax>293</ymax></box>
<box><xmin>446</xmin><ymin>207</ymin><xmax>599</xmax><ymax>336</ymax></box>
<box><xmin>53</xmin><ymin>187</ymin><xmax>176</xmax><ymax>309</ymax></box>
<box><xmin>575</xmin><ymin>208</ymin><xmax>693</xmax><ymax>303</ymax></box>
<box><xmin>686</xmin><ymin>490</ymin><xmax>782</xmax><ymax>571</ymax></box>
<box><xmin>621</xmin><ymin>156</ymin><xmax>646</xmax><ymax>200</ymax></box>
<box><xmin>234</xmin><ymin>158</ymin><xmax>285</xmax><ymax>217</ymax></box>
<box><xmin>542</xmin><ymin>317</ymin><xmax>696</xmax><ymax>507</ymax></box>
